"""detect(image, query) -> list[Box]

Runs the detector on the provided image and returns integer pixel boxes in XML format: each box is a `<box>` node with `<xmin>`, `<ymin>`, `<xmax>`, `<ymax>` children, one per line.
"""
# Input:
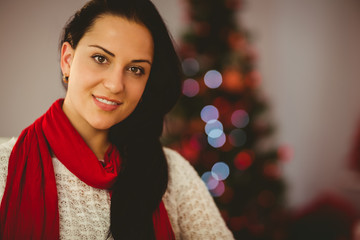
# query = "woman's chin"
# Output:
<box><xmin>89</xmin><ymin>117</ymin><xmax>126</xmax><ymax>131</ymax></box>
<box><xmin>89</xmin><ymin>121</ymin><xmax>115</xmax><ymax>131</ymax></box>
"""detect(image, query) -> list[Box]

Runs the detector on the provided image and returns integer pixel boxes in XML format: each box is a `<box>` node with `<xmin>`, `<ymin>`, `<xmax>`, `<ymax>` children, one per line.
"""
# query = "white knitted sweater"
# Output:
<box><xmin>0</xmin><ymin>138</ymin><xmax>234</xmax><ymax>239</ymax></box>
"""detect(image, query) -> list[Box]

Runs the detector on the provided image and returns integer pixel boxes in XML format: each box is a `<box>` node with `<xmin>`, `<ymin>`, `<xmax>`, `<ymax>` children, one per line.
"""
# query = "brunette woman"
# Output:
<box><xmin>0</xmin><ymin>0</ymin><xmax>234</xmax><ymax>239</ymax></box>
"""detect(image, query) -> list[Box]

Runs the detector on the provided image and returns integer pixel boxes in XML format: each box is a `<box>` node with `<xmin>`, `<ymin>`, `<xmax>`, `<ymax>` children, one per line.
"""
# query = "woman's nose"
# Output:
<box><xmin>103</xmin><ymin>69</ymin><xmax>125</xmax><ymax>93</ymax></box>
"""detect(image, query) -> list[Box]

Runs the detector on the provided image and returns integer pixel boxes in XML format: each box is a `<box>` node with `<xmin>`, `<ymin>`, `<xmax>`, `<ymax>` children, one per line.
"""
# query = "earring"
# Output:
<box><xmin>62</xmin><ymin>75</ymin><xmax>69</xmax><ymax>84</ymax></box>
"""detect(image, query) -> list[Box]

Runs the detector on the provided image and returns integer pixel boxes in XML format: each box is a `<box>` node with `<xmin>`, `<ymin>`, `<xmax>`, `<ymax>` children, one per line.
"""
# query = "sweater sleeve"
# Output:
<box><xmin>0</xmin><ymin>138</ymin><xmax>16</xmax><ymax>202</ymax></box>
<box><xmin>163</xmin><ymin>148</ymin><xmax>234</xmax><ymax>240</ymax></box>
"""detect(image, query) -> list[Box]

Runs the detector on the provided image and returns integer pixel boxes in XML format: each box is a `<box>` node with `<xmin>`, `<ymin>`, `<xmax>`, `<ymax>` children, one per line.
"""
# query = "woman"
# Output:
<box><xmin>0</xmin><ymin>0</ymin><xmax>234</xmax><ymax>239</ymax></box>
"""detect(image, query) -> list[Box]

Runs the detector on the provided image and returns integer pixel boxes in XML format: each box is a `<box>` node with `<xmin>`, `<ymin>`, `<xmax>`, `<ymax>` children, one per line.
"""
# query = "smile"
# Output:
<box><xmin>95</xmin><ymin>96</ymin><xmax>119</xmax><ymax>105</ymax></box>
<box><xmin>93</xmin><ymin>95</ymin><xmax>122</xmax><ymax>111</ymax></box>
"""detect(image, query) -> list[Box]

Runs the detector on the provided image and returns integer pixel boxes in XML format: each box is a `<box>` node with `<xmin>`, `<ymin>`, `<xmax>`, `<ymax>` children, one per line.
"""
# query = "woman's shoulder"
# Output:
<box><xmin>0</xmin><ymin>137</ymin><xmax>16</xmax><ymax>201</ymax></box>
<box><xmin>0</xmin><ymin>137</ymin><xmax>17</xmax><ymax>172</ymax></box>
<box><xmin>163</xmin><ymin>147</ymin><xmax>199</xmax><ymax>180</ymax></box>
<box><xmin>0</xmin><ymin>137</ymin><xmax>16</xmax><ymax>159</ymax></box>
<box><xmin>162</xmin><ymin>147</ymin><xmax>235</xmax><ymax>239</ymax></box>
<box><xmin>162</xmin><ymin>147</ymin><xmax>187</xmax><ymax>167</ymax></box>
<box><xmin>162</xmin><ymin>147</ymin><xmax>209</xmax><ymax>206</ymax></box>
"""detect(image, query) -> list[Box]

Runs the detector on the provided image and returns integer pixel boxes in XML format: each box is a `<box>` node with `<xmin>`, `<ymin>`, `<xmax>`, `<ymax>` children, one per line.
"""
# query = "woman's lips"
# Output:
<box><xmin>93</xmin><ymin>95</ymin><xmax>122</xmax><ymax>111</ymax></box>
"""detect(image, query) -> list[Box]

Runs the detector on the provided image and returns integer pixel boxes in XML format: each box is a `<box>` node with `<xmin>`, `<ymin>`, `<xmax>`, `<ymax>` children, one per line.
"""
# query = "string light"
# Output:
<box><xmin>182</xmin><ymin>78</ymin><xmax>200</xmax><ymax>97</ymax></box>
<box><xmin>182</xmin><ymin>58</ymin><xmax>200</xmax><ymax>77</ymax></box>
<box><xmin>231</xmin><ymin>109</ymin><xmax>249</xmax><ymax>128</ymax></box>
<box><xmin>201</xmin><ymin>171</ymin><xmax>219</xmax><ymax>190</ymax></box>
<box><xmin>208</xmin><ymin>129</ymin><xmax>223</xmax><ymax>139</ymax></box>
<box><xmin>204</xmin><ymin>70</ymin><xmax>222</xmax><ymax>89</ymax></box>
<box><xmin>205</xmin><ymin>119</ymin><xmax>223</xmax><ymax>135</ymax></box>
<box><xmin>202</xmin><ymin>168</ymin><xmax>226</xmax><ymax>197</ymax></box>
<box><xmin>211</xmin><ymin>162</ymin><xmax>230</xmax><ymax>181</ymax></box>
<box><xmin>210</xmin><ymin>180</ymin><xmax>225</xmax><ymax>197</ymax></box>
<box><xmin>200</xmin><ymin>105</ymin><xmax>219</xmax><ymax>123</ymax></box>
<box><xmin>208</xmin><ymin>132</ymin><xmax>226</xmax><ymax>148</ymax></box>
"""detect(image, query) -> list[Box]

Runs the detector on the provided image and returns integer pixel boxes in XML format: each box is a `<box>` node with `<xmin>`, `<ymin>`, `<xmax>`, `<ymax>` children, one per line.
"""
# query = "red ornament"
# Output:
<box><xmin>234</xmin><ymin>151</ymin><xmax>253</xmax><ymax>170</ymax></box>
<box><xmin>227</xmin><ymin>31</ymin><xmax>247</xmax><ymax>51</ymax></box>
<box><xmin>245</xmin><ymin>71</ymin><xmax>262</xmax><ymax>89</ymax></box>
<box><xmin>178</xmin><ymin>135</ymin><xmax>203</xmax><ymax>165</ymax></box>
<box><xmin>222</xmin><ymin>68</ymin><xmax>245</xmax><ymax>93</ymax></box>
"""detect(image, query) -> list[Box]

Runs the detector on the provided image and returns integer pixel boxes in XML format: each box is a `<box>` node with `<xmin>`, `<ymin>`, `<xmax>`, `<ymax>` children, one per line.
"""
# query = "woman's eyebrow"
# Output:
<box><xmin>89</xmin><ymin>44</ymin><xmax>152</xmax><ymax>65</ymax></box>
<box><xmin>88</xmin><ymin>44</ymin><xmax>115</xmax><ymax>57</ymax></box>
<box><xmin>131</xmin><ymin>59</ymin><xmax>152</xmax><ymax>65</ymax></box>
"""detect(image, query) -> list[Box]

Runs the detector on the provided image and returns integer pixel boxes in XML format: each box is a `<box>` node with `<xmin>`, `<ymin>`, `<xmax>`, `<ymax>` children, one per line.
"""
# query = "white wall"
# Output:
<box><xmin>0</xmin><ymin>0</ymin><xmax>87</xmax><ymax>137</ymax></box>
<box><xmin>241</xmin><ymin>0</ymin><xmax>360</xmax><ymax>208</ymax></box>
<box><xmin>1</xmin><ymin>0</ymin><xmax>360</xmax><ymax>209</ymax></box>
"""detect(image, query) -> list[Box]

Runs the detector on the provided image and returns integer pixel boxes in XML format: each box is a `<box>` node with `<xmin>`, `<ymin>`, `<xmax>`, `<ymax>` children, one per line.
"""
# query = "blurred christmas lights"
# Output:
<box><xmin>182</xmin><ymin>58</ymin><xmax>200</xmax><ymax>77</ymax></box>
<box><xmin>208</xmin><ymin>129</ymin><xmax>224</xmax><ymax>139</ymax></box>
<box><xmin>163</xmin><ymin>0</ymin><xmax>287</xmax><ymax>236</ymax></box>
<box><xmin>200</xmin><ymin>105</ymin><xmax>219</xmax><ymax>123</ymax></box>
<box><xmin>204</xmin><ymin>70</ymin><xmax>223</xmax><ymax>89</ymax></box>
<box><xmin>201</xmin><ymin>162</ymin><xmax>229</xmax><ymax>197</ymax></box>
<box><xmin>277</xmin><ymin>144</ymin><xmax>294</xmax><ymax>162</ymax></box>
<box><xmin>234</xmin><ymin>151</ymin><xmax>253</xmax><ymax>170</ymax></box>
<box><xmin>205</xmin><ymin>119</ymin><xmax>224</xmax><ymax>135</ymax></box>
<box><xmin>182</xmin><ymin>78</ymin><xmax>200</xmax><ymax>97</ymax></box>
<box><xmin>201</xmin><ymin>171</ymin><xmax>219</xmax><ymax>190</ymax></box>
<box><xmin>211</xmin><ymin>162</ymin><xmax>230</xmax><ymax>181</ymax></box>
<box><xmin>208</xmin><ymin>132</ymin><xmax>226</xmax><ymax>148</ymax></box>
<box><xmin>222</xmin><ymin>68</ymin><xmax>244</xmax><ymax>92</ymax></box>
<box><xmin>231</xmin><ymin>109</ymin><xmax>249</xmax><ymax>128</ymax></box>
<box><xmin>210</xmin><ymin>180</ymin><xmax>225</xmax><ymax>197</ymax></box>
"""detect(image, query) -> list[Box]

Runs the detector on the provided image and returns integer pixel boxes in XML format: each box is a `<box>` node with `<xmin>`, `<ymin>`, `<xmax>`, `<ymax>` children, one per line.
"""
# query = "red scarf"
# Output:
<box><xmin>0</xmin><ymin>99</ymin><xmax>175</xmax><ymax>239</ymax></box>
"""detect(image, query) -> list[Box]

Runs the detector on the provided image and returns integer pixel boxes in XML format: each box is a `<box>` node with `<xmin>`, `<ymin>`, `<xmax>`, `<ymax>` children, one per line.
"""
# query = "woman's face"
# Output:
<box><xmin>61</xmin><ymin>14</ymin><xmax>153</xmax><ymax>131</ymax></box>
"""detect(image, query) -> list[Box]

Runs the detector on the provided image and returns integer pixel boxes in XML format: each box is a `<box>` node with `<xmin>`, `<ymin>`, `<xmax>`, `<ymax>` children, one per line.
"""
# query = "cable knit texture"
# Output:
<box><xmin>0</xmin><ymin>138</ymin><xmax>233</xmax><ymax>239</ymax></box>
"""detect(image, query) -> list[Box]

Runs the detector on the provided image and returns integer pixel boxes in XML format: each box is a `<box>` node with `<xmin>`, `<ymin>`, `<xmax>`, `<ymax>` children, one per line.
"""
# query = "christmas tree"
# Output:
<box><xmin>161</xmin><ymin>0</ymin><xmax>289</xmax><ymax>239</ymax></box>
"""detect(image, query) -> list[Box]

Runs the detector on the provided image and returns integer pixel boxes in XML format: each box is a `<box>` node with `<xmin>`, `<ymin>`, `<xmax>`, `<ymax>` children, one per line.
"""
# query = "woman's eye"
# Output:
<box><xmin>92</xmin><ymin>55</ymin><xmax>108</xmax><ymax>64</ymax></box>
<box><xmin>129</xmin><ymin>66</ymin><xmax>145</xmax><ymax>76</ymax></box>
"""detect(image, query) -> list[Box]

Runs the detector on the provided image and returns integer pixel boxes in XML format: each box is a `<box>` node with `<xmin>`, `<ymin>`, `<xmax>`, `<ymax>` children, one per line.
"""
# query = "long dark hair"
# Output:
<box><xmin>60</xmin><ymin>0</ymin><xmax>182</xmax><ymax>238</ymax></box>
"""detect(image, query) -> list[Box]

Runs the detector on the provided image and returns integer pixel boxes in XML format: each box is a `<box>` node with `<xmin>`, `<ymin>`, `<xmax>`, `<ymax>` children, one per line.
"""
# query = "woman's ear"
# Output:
<box><xmin>60</xmin><ymin>42</ymin><xmax>74</xmax><ymax>76</ymax></box>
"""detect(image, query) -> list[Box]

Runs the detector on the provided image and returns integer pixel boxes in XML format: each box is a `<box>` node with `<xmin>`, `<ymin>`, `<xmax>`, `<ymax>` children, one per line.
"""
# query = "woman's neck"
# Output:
<box><xmin>79</xmin><ymin>129</ymin><xmax>110</xmax><ymax>159</ymax></box>
<box><xmin>62</xmin><ymin>102</ymin><xmax>110</xmax><ymax>159</ymax></box>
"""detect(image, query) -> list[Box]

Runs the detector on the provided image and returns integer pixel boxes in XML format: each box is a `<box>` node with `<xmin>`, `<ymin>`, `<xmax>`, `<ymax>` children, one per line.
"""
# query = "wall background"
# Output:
<box><xmin>1</xmin><ymin>0</ymin><xmax>360</xmax><ymax>209</ymax></box>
